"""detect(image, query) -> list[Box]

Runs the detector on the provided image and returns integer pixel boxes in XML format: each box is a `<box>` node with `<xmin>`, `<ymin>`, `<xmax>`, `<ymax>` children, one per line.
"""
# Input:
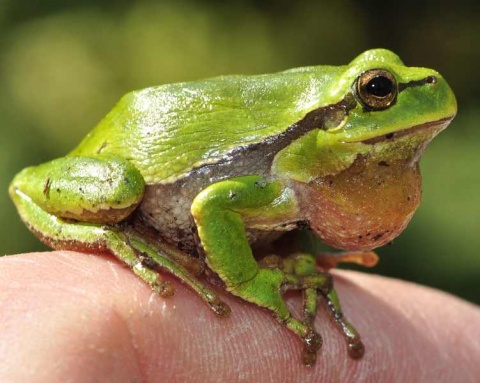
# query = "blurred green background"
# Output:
<box><xmin>1</xmin><ymin>0</ymin><xmax>478</xmax><ymax>303</ymax></box>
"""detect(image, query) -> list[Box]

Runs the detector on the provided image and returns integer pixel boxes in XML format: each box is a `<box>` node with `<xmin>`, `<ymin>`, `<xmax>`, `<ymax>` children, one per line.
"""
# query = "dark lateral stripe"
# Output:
<box><xmin>399</xmin><ymin>76</ymin><xmax>437</xmax><ymax>92</ymax></box>
<box><xmin>173</xmin><ymin>95</ymin><xmax>357</xmax><ymax>182</ymax></box>
<box><xmin>228</xmin><ymin>94</ymin><xmax>357</xmax><ymax>156</ymax></box>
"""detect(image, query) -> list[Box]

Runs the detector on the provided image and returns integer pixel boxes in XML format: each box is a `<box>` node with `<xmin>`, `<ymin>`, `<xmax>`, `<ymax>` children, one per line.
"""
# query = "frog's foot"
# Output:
<box><xmin>96</xmin><ymin>227</ymin><xmax>230</xmax><ymax>317</ymax></box>
<box><xmin>125</xmin><ymin>233</ymin><xmax>231</xmax><ymax>317</ymax></box>
<box><xmin>259</xmin><ymin>253</ymin><xmax>364</xmax><ymax>365</ymax></box>
<box><xmin>230</xmin><ymin>265</ymin><xmax>320</xmax><ymax>366</ymax></box>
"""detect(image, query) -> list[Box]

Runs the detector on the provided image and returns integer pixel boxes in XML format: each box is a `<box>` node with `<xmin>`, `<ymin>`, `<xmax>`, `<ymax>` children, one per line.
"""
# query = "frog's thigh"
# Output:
<box><xmin>11</xmin><ymin>155</ymin><xmax>145</xmax><ymax>224</ymax></box>
<box><xmin>11</xmin><ymin>156</ymin><xmax>170</xmax><ymax>290</ymax></box>
<box><xmin>11</xmin><ymin>176</ymin><xmax>159</xmax><ymax>282</ymax></box>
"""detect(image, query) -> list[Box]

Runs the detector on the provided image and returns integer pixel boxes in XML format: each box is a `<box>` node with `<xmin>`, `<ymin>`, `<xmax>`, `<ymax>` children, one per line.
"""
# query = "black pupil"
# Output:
<box><xmin>366</xmin><ymin>76</ymin><xmax>393</xmax><ymax>97</ymax></box>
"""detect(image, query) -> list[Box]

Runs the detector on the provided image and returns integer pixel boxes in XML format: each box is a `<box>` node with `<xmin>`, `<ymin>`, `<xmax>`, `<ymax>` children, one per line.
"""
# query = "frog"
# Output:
<box><xmin>9</xmin><ymin>49</ymin><xmax>457</xmax><ymax>366</ymax></box>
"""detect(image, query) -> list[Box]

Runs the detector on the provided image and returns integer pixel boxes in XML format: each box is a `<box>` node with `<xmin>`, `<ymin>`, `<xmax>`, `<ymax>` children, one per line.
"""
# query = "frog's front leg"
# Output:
<box><xmin>9</xmin><ymin>156</ymin><xmax>230</xmax><ymax>316</ymax></box>
<box><xmin>192</xmin><ymin>176</ymin><xmax>363</xmax><ymax>365</ymax></box>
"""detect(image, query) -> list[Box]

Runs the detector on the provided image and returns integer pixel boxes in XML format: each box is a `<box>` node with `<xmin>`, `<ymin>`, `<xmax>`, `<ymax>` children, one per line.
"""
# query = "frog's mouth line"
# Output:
<box><xmin>358</xmin><ymin>116</ymin><xmax>455</xmax><ymax>145</ymax></box>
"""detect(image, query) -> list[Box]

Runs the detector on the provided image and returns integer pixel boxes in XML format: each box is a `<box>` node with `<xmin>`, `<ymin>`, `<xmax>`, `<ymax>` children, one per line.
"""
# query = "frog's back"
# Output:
<box><xmin>70</xmin><ymin>66</ymin><xmax>342</xmax><ymax>184</ymax></box>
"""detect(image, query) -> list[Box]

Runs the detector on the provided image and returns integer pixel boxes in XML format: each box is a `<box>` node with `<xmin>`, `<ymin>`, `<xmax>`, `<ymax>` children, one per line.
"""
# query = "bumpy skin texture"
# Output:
<box><xmin>9</xmin><ymin>49</ymin><xmax>457</xmax><ymax>365</ymax></box>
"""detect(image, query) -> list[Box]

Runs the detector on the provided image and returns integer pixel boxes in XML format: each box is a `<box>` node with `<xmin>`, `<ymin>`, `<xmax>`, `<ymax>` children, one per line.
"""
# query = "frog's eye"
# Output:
<box><xmin>355</xmin><ymin>69</ymin><xmax>397</xmax><ymax>111</ymax></box>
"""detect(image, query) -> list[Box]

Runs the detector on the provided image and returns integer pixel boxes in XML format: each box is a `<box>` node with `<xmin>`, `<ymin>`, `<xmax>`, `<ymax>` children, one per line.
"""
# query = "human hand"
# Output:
<box><xmin>0</xmin><ymin>251</ymin><xmax>478</xmax><ymax>382</ymax></box>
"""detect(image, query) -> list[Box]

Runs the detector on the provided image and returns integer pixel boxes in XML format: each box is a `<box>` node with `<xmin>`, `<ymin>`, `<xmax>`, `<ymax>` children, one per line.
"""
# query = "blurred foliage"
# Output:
<box><xmin>0</xmin><ymin>0</ymin><xmax>478</xmax><ymax>303</ymax></box>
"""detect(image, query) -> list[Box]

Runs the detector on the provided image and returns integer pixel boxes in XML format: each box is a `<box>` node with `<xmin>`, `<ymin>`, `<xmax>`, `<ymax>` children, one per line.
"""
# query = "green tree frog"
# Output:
<box><xmin>9</xmin><ymin>49</ymin><xmax>457</xmax><ymax>366</ymax></box>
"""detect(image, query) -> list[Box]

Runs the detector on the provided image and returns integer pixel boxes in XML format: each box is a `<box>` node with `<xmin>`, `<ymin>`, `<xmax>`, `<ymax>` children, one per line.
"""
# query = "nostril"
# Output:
<box><xmin>426</xmin><ymin>76</ymin><xmax>437</xmax><ymax>84</ymax></box>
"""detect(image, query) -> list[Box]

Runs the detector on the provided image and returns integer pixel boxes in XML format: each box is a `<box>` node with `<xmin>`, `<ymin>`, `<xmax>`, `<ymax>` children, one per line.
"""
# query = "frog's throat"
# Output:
<box><xmin>294</xmin><ymin>114</ymin><xmax>455</xmax><ymax>251</ymax></box>
<box><xmin>302</xmin><ymin>154</ymin><xmax>424</xmax><ymax>251</ymax></box>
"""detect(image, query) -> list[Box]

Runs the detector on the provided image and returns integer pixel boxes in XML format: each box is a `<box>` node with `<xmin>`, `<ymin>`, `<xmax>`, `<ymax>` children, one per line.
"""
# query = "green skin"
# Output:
<box><xmin>9</xmin><ymin>49</ymin><xmax>457</xmax><ymax>366</ymax></box>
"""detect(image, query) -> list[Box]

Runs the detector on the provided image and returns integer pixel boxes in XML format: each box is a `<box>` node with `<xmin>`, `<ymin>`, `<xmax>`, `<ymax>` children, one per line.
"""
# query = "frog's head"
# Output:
<box><xmin>274</xmin><ymin>49</ymin><xmax>457</xmax><ymax>183</ymax></box>
<box><xmin>284</xmin><ymin>50</ymin><xmax>457</xmax><ymax>251</ymax></box>
<box><xmin>324</xmin><ymin>48</ymin><xmax>457</xmax><ymax>146</ymax></box>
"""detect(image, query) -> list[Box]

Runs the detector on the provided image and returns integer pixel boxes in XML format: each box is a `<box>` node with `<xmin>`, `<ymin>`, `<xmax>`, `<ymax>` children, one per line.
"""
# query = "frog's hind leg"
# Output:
<box><xmin>10</xmin><ymin>163</ymin><xmax>230</xmax><ymax>317</ymax></box>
